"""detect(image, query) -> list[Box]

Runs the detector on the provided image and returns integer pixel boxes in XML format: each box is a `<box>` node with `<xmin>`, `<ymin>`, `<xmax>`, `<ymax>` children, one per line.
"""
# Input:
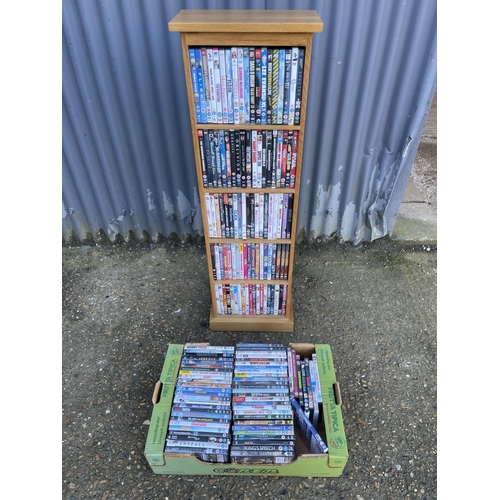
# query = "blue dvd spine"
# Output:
<box><xmin>194</xmin><ymin>48</ymin><xmax>207</xmax><ymax>124</ymax></box>
<box><xmin>189</xmin><ymin>48</ymin><xmax>201</xmax><ymax>123</ymax></box>
<box><xmin>260</xmin><ymin>48</ymin><xmax>267</xmax><ymax>125</ymax></box>
<box><xmin>243</xmin><ymin>47</ymin><xmax>250</xmax><ymax>124</ymax></box>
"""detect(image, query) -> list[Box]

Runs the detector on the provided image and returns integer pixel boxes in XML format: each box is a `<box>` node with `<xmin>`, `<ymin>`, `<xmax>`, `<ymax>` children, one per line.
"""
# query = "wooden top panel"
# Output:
<box><xmin>168</xmin><ymin>10</ymin><xmax>323</xmax><ymax>33</ymax></box>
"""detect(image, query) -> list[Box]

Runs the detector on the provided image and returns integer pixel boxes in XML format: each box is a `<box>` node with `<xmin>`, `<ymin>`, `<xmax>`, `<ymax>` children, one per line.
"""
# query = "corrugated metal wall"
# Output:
<box><xmin>62</xmin><ymin>0</ymin><xmax>436</xmax><ymax>245</ymax></box>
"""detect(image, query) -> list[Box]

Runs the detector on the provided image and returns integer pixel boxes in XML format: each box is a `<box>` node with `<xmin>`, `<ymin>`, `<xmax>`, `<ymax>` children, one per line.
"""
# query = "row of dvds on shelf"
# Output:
<box><xmin>205</xmin><ymin>192</ymin><xmax>294</xmax><ymax>240</ymax></box>
<box><xmin>198</xmin><ymin>129</ymin><xmax>299</xmax><ymax>189</ymax></box>
<box><xmin>164</xmin><ymin>344</ymin><xmax>327</xmax><ymax>465</ymax></box>
<box><xmin>189</xmin><ymin>46</ymin><xmax>306</xmax><ymax>125</ymax></box>
<box><xmin>210</xmin><ymin>242</ymin><xmax>290</xmax><ymax>281</ymax></box>
<box><xmin>214</xmin><ymin>283</ymin><xmax>288</xmax><ymax>316</ymax></box>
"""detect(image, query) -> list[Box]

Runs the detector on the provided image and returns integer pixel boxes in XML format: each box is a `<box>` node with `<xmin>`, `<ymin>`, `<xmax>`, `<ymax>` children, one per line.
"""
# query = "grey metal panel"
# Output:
<box><xmin>62</xmin><ymin>0</ymin><xmax>437</xmax><ymax>244</ymax></box>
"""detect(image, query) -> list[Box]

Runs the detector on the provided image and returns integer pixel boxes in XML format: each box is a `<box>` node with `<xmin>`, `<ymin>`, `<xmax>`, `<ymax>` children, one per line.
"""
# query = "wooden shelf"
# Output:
<box><xmin>195</xmin><ymin>123</ymin><xmax>300</xmax><ymax>131</ymax></box>
<box><xmin>209</xmin><ymin>301</ymin><xmax>294</xmax><ymax>332</ymax></box>
<box><xmin>168</xmin><ymin>10</ymin><xmax>323</xmax><ymax>34</ymax></box>
<box><xmin>203</xmin><ymin>189</ymin><xmax>295</xmax><ymax>197</ymax></box>
<box><xmin>169</xmin><ymin>10</ymin><xmax>322</xmax><ymax>331</ymax></box>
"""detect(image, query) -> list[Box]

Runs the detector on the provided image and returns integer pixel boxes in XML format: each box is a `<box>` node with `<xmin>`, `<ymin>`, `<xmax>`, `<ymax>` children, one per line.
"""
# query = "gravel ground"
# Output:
<box><xmin>62</xmin><ymin>237</ymin><xmax>437</xmax><ymax>499</ymax></box>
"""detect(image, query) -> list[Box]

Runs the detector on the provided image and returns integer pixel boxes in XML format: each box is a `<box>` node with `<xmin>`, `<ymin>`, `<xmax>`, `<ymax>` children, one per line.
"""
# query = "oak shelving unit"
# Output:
<box><xmin>169</xmin><ymin>10</ymin><xmax>322</xmax><ymax>331</ymax></box>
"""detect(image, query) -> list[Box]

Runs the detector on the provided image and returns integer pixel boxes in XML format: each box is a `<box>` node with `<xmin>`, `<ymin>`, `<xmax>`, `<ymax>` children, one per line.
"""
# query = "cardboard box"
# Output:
<box><xmin>144</xmin><ymin>343</ymin><xmax>348</xmax><ymax>476</ymax></box>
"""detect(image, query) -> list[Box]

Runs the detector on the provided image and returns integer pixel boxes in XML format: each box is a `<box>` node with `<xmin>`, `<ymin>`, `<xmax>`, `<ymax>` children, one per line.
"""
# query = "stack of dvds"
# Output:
<box><xmin>289</xmin><ymin>352</ymin><xmax>323</xmax><ymax>429</ymax></box>
<box><xmin>164</xmin><ymin>344</ymin><xmax>235</xmax><ymax>463</ymax></box>
<box><xmin>230</xmin><ymin>343</ymin><xmax>295</xmax><ymax>465</ymax></box>
<box><xmin>288</xmin><ymin>350</ymin><xmax>328</xmax><ymax>454</ymax></box>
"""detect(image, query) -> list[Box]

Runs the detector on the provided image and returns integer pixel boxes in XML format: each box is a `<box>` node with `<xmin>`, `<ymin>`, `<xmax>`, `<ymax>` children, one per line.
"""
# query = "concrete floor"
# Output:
<box><xmin>393</xmin><ymin>91</ymin><xmax>437</xmax><ymax>243</ymax></box>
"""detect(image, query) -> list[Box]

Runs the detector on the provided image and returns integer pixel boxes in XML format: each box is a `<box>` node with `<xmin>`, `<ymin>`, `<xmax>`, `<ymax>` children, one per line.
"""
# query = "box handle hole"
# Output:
<box><xmin>152</xmin><ymin>381</ymin><xmax>163</xmax><ymax>404</ymax></box>
<box><xmin>333</xmin><ymin>382</ymin><xmax>342</xmax><ymax>406</ymax></box>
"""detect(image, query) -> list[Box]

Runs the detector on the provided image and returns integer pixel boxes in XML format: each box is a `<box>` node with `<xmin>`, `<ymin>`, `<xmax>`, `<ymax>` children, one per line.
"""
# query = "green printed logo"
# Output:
<box><xmin>330</xmin><ymin>405</ymin><xmax>340</xmax><ymax>433</ymax></box>
<box><xmin>165</xmin><ymin>358</ymin><xmax>179</xmax><ymax>382</ymax></box>
<box><xmin>319</xmin><ymin>349</ymin><xmax>331</xmax><ymax>374</ymax></box>
<box><xmin>152</xmin><ymin>415</ymin><xmax>161</xmax><ymax>444</ymax></box>
<box><xmin>330</xmin><ymin>436</ymin><xmax>345</xmax><ymax>449</ymax></box>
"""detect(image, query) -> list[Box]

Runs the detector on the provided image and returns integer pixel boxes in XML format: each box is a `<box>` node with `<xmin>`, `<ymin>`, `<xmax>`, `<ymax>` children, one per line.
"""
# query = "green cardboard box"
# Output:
<box><xmin>144</xmin><ymin>343</ymin><xmax>348</xmax><ymax>476</ymax></box>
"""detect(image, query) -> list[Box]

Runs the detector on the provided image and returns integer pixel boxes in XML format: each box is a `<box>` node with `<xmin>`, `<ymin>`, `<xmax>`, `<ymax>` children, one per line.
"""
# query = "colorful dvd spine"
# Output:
<box><xmin>234</xmin><ymin>359</ymin><xmax>288</xmax><ymax>365</ymax></box>
<box><xmin>236</xmin><ymin>343</ymin><xmax>286</xmax><ymax>350</ymax></box>
<box><xmin>189</xmin><ymin>48</ymin><xmax>201</xmax><ymax>123</ymax></box>
<box><xmin>300</xmin><ymin>360</ymin><xmax>309</xmax><ymax>418</ymax></box>
<box><xmin>283</xmin><ymin>130</ymin><xmax>290</xmax><ymax>187</ymax></box>
<box><xmin>231</xmin><ymin>47</ymin><xmax>239</xmax><ymax>124</ymax></box>
<box><xmin>233</xmin><ymin>425</ymin><xmax>293</xmax><ymax>432</ymax></box>
<box><xmin>287</xmin><ymin>347</ymin><xmax>295</xmax><ymax>397</ymax></box>
<box><xmin>224</xmin><ymin>130</ymin><xmax>232</xmax><ymax>188</ymax></box>
<box><xmin>294</xmin><ymin>48</ymin><xmax>305</xmax><ymax>125</ymax></box>
<box><xmin>225</xmin><ymin>48</ymin><xmax>233</xmax><ymax>124</ymax></box>
<box><xmin>169</xmin><ymin>415</ymin><xmax>230</xmax><ymax>424</ymax></box>
<box><xmin>282</xmin><ymin>48</ymin><xmax>291</xmax><ymax>124</ymax></box>
<box><xmin>308</xmin><ymin>357</ymin><xmax>320</xmax><ymax>428</ymax></box>
<box><xmin>173</xmin><ymin>396</ymin><xmax>231</xmax><ymax>406</ymax></box>
<box><xmin>166</xmin><ymin>439</ymin><xmax>230</xmax><ymax>450</ymax></box>
<box><xmin>206</xmin><ymin>48</ymin><xmax>217</xmax><ymax>124</ymax></box>
<box><xmin>167</xmin><ymin>430</ymin><xmax>230</xmax><ymax>440</ymax></box>
<box><xmin>296</xmin><ymin>355</ymin><xmax>304</xmax><ymax>407</ymax></box>
<box><xmin>233</xmin><ymin>419</ymin><xmax>293</xmax><ymax>426</ymax></box>
<box><xmin>277</xmin><ymin>49</ymin><xmax>285</xmax><ymax>124</ymax></box>
<box><xmin>233</xmin><ymin>413</ymin><xmax>292</xmax><ymax>421</ymax></box>
<box><xmin>243</xmin><ymin>47</ymin><xmax>250</xmax><ymax>123</ymax></box>
<box><xmin>167</xmin><ymin>421</ymin><xmax>231</xmax><ymax>432</ymax></box>
<box><xmin>271</xmin><ymin>49</ymin><xmax>279</xmax><ymax>124</ymax></box>
<box><xmin>167</xmin><ymin>433</ymin><xmax>230</xmax><ymax>444</ymax></box>
<box><xmin>254</xmin><ymin>47</ymin><xmax>261</xmax><ymax>124</ymax></box>
<box><xmin>213</xmin><ymin>47</ymin><xmax>222</xmax><ymax>123</ymax></box>
<box><xmin>303</xmin><ymin>358</ymin><xmax>312</xmax><ymax>419</ymax></box>
<box><xmin>219</xmin><ymin>48</ymin><xmax>228</xmax><ymax>124</ymax></box>
<box><xmin>260</xmin><ymin>47</ymin><xmax>267</xmax><ymax>125</ymax></box>
<box><xmin>201</xmin><ymin>47</ymin><xmax>211</xmax><ymax>124</ymax></box>
<box><xmin>257</xmin><ymin>130</ymin><xmax>263</xmax><ymax>189</ymax></box>
<box><xmin>174</xmin><ymin>386</ymin><xmax>232</xmax><ymax>394</ymax></box>
<box><xmin>233</xmin><ymin>396</ymin><xmax>290</xmax><ymax>404</ymax></box>
<box><xmin>183</xmin><ymin>345</ymin><xmax>235</xmax><ymax>353</ymax></box>
<box><xmin>236</xmin><ymin>348</ymin><xmax>288</xmax><ymax>355</ymax></box>
<box><xmin>230</xmin><ymin>450</ymin><xmax>294</xmax><ymax>457</ymax></box>
<box><xmin>249</xmin><ymin>47</ymin><xmax>255</xmax><ymax>123</ymax></box>
<box><xmin>231</xmin><ymin>448</ymin><xmax>294</xmax><ymax>458</ymax></box>
<box><xmin>237</xmin><ymin>47</ymin><xmax>245</xmax><ymax>124</ymax></box>
<box><xmin>288</xmin><ymin>47</ymin><xmax>298</xmax><ymax>125</ymax></box>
